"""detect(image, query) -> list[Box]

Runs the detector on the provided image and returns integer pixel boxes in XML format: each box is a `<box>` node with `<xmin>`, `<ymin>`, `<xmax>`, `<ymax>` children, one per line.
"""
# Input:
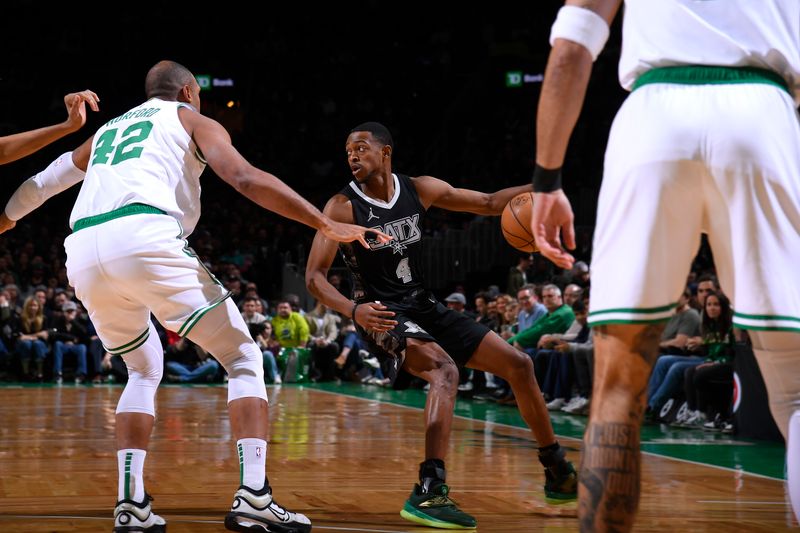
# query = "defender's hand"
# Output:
<box><xmin>64</xmin><ymin>90</ymin><xmax>100</xmax><ymax>131</ymax></box>
<box><xmin>321</xmin><ymin>219</ymin><xmax>393</xmax><ymax>249</ymax></box>
<box><xmin>530</xmin><ymin>190</ymin><xmax>575</xmax><ymax>269</ymax></box>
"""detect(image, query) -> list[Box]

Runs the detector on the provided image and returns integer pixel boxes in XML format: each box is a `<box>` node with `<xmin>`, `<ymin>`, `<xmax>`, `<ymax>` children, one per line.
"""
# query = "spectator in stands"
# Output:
<box><xmin>680</xmin><ymin>291</ymin><xmax>736</xmax><ymax>429</ymax></box>
<box><xmin>51</xmin><ymin>300</ymin><xmax>88</xmax><ymax>384</ymax></box>
<box><xmin>563</xmin><ymin>284</ymin><xmax>583</xmax><ymax>307</ymax></box>
<box><xmin>12</xmin><ymin>296</ymin><xmax>51</xmax><ymax>380</ymax></box>
<box><xmin>539</xmin><ymin>300</ymin><xmax>592</xmax><ymax>413</ymax></box>
<box><xmin>241</xmin><ymin>296</ymin><xmax>268</xmax><ymax>325</ymax></box>
<box><xmin>516</xmin><ymin>284</ymin><xmax>546</xmax><ymax>335</ymax></box>
<box><xmin>271</xmin><ymin>300</ymin><xmax>309</xmax><ymax>348</ymax></box>
<box><xmin>444</xmin><ymin>292</ymin><xmax>474</xmax><ymax>318</ymax></box>
<box><xmin>646</xmin><ymin>288</ymin><xmax>703</xmax><ymax>415</ymax></box>
<box><xmin>250</xmin><ymin>321</ymin><xmax>281</xmax><ymax>385</ymax></box>
<box><xmin>306</xmin><ymin>301</ymin><xmax>340</xmax><ymax>382</ymax></box>
<box><xmin>508</xmin><ymin>284</ymin><xmax>575</xmax><ymax>350</ymax></box>
<box><xmin>507</xmin><ymin>253</ymin><xmax>533</xmax><ymax>296</ymax></box>
<box><xmin>165</xmin><ymin>338</ymin><xmax>220</xmax><ymax>383</ymax></box>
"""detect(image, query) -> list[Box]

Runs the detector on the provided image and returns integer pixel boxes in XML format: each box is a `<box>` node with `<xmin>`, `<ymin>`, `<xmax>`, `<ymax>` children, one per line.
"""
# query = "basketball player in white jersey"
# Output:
<box><xmin>0</xmin><ymin>90</ymin><xmax>99</xmax><ymax>165</ymax></box>
<box><xmin>0</xmin><ymin>60</ymin><xmax>389</xmax><ymax>533</ymax></box>
<box><xmin>529</xmin><ymin>1</ymin><xmax>800</xmax><ymax>531</ymax></box>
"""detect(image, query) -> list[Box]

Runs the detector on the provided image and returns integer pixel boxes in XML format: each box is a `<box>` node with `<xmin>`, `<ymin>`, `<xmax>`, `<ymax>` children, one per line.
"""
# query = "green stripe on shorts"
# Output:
<box><xmin>588</xmin><ymin>302</ymin><xmax>677</xmax><ymax>326</ymax></box>
<box><xmin>733</xmin><ymin>311</ymin><xmax>800</xmax><ymax>332</ymax></box>
<box><xmin>105</xmin><ymin>328</ymin><xmax>150</xmax><ymax>355</ymax></box>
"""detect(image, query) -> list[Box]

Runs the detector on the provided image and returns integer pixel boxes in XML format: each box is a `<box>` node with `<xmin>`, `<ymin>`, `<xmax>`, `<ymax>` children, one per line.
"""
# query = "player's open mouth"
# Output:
<box><xmin>351</xmin><ymin>165</ymin><xmax>362</xmax><ymax>175</ymax></box>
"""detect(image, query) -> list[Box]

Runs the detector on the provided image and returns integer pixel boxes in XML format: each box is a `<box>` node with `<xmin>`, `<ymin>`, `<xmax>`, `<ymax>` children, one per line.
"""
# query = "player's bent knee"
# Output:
<box><xmin>117</xmin><ymin>370</ymin><xmax>161</xmax><ymax>416</ymax></box>
<box><xmin>507</xmin><ymin>350</ymin><xmax>534</xmax><ymax>378</ymax></box>
<box><xmin>222</xmin><ymin>344</ymin><xmax>267</xmax><ymax>403</ymax></box>
<box><xmin>186</xmin><ymin>298</ymin><xmax>268</xmax><ymax>403</ymax></box>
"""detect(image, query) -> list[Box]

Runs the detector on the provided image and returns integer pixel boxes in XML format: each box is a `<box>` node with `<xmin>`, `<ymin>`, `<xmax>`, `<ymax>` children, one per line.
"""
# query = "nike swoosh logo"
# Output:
<box><xmin>269</xmin><ymin>502</ymin><xmax>290</xmax><ymax>521</ymax></box>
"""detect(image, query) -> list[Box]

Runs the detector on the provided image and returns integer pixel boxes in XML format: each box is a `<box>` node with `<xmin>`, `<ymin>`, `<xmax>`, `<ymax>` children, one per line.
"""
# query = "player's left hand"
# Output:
<box><xmin>64</xmin><ymin>90</ymin><xmax>100</xmax><ymax>131</ymax></box>
<box><xmin>530</xmin><ymin>190</ymin><xmax>575</xmax><ymax>269</ymax></box>
<box><xmin>0</xmin><ymin>212</ymin><xmax>16</xmax><ymax>234</ymax></box>
<box><xmin>321</xmin><ymin>219</ymin><xmax>393</xmax><ymax>249</ymax></box>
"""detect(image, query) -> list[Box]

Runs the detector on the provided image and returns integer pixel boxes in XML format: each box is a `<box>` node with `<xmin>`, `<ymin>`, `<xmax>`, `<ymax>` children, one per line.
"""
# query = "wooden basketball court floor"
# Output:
<box><xmin>0</xmin><ymin>382</ymin><xmax>795</xmax><ymax>532</ymax></box>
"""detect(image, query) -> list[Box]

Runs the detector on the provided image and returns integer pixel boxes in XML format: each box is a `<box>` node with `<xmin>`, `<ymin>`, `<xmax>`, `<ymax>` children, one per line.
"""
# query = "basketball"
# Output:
<box><xmin>501</xmin><ymin>192</ymin><xmax>538</xmax><ymax>252</ymax></box>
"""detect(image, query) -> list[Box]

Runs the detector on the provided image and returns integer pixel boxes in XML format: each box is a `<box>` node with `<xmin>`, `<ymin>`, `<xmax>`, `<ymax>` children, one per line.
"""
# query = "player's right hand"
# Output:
<box><xmin>321</xmin><ymin>219</ymin><xmax>393</xmax><ymax>249</ymax></box>
<box><xmin>64</xmin><ymin>90</ymin><xmax>100</xmax><ymax>131</ymax></box>
<box><xmin>354</xmin><ymin>302</ymin><xmax>398</xmax><ymax>332</ymax></box>
<box><xmin>530</xmin><ymin>190</ymin><xmax>575</xmax><ymax>269</ymax></box>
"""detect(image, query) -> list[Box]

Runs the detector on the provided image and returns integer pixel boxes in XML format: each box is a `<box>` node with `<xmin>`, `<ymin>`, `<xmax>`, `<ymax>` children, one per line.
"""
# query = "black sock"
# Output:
<box><xmin>538</xmin><ymin>442</ymin><xmax>570</xmax><ymax>474</ymax></box>
<box><xmin>419</xmin><ymin>459</ymin><xmax>446</xmax><ymax>493</ymax></box>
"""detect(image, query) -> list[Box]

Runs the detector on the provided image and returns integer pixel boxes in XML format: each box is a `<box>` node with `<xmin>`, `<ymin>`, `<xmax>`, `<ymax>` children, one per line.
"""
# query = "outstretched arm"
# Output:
<box><xmin>413</xmin><ymin>175</ymin><xmax>532</xmax><ymax>215</ymax></box>
<box><xmin>306</xmin><ymin>196</ymin><xmax>396</xmax><ymax>332</ymax></box>
<box><xmin>0</xmin><ymin>135</ymin><xmax>94</xmax><ymax>234</ymax></box>
<box><xmin>180</xmin><ymin>108</ymin><xmax>390</xmax><ymax>247</ymax></box>
<box><xmin>0</xmin><ymin>90</ymin><xmax>99</xmax><ymax>165</ymax></box>
<box><xmin>532</xmin><ymin>0</ymin><xmax>621</xmax><ymax>269</ymax></box>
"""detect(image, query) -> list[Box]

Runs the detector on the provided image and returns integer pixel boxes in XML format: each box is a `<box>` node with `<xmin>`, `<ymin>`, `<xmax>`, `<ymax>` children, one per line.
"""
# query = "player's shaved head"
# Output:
<box><xmin>351</xmin><ymin>122</ymin><xmax>394</xmax><ymax>148</ymax></box>
<box><xmin>145</xmin><ymin>60</ymin><xmax>195</xmax><ymax>100</ymax></box>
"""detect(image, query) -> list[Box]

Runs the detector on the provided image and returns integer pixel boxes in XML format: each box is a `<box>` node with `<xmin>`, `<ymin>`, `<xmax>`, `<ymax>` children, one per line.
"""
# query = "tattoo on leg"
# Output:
<box><xmin>632</xmin><ymin>324</ymin><xmax>661</xmax><ymax>367</ymax></box>
<box><xmin>579</xmin><ymin>422</ymin><xmax>641</xmax><ymax>533</ymax></box>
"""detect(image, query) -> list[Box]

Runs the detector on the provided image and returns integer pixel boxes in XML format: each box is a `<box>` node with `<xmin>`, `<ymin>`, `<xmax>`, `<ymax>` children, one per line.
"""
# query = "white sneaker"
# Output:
<box><xmin>273</xmin><ymin>374</ymin><xmax>282</xmax><ymax>385</ymax></box>
<box><xmin>684</xmin><ymin>410</ymin><xmax>707</xmax><ymax>427</ymax></box>
<box><xmin>573</xmin><ymin>398</ymin><xmax>591</xmax><ymax>415</ymax></box>
<box><xmin>546</xmin><ymin>398</ymin><xmax>566</xmax><ymax>411</ymax></box>
<box><xmin>363</xmin><ymin>357</ymin><xmax>381</xmax><ymax>369</ymax></box>
<box><xmin>457</xmin><ymin>381</ymin><xmax>474</xmax><ymax>392</ymax></box>
<box><xmin>563</xmin><ymin>397</ymin><xmax>589</xmax><ymax>414</ymax></box>
<box><xmin>225</xmin><ymin>482</ymin><xmax>311</xmax><ymax>533</ymax></box>
<box><xmin>113</xmin><ymin>493</ymin><xmax>166</xmax><ymax>532</ymax></box>
<box><xmin>560</xmin><ymin>396</ymin><xmax>581</xmax><ymax>412</ymax></box>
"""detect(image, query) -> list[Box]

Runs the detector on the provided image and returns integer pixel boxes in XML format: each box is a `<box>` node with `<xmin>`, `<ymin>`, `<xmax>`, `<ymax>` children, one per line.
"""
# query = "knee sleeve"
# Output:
<box><xmin>750</xmin><ymin>331</ymin><xmax>800</xmax><ymax>441</ymax></box>
<box><xmin>187</xmin><ymin>299</ymin><xmax>267</xmax><ymax>403</ymax></box>
<box><xmin>116</xmin><ymin>322</ymin><xmax>163</xmax><ymax>417</ymax></box>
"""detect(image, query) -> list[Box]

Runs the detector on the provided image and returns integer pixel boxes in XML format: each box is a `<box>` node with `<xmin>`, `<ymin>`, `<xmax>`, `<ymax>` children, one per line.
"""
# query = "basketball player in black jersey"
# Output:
<box><xmin>306</xmin><ymin>122</ymin><xmax>577</xmax><ymax>530</ymax></box>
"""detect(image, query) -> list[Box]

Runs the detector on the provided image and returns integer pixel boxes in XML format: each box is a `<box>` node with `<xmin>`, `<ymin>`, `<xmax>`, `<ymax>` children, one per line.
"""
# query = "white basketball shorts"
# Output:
<box><xmin>588</xmin><ymin>80</ymin><xmax>800</xmax><ymax>332</ymax></box>
<box><xmin>65</xmin><ymin>212</ymin><xmax>229</xmax><ymax>355</ymax></box>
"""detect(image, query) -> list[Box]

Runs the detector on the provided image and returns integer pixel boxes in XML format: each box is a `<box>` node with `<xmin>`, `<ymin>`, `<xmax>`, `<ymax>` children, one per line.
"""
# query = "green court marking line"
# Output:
<box><xmin>305</xmin><ymin>382</ymin><xmax>786</xmax><ymax>481</ymax></box>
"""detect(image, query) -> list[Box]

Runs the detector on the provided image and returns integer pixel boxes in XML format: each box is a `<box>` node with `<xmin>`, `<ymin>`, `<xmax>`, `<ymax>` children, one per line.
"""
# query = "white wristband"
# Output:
<box><xmin>5</xmin><ymin>152</ymin><xmax>85</xmax><ymax>221</ymax></box>
<box><xmin>549</xmin><ymin>5</ymin><xmax>610</xmax><ymax>62</ymax></box>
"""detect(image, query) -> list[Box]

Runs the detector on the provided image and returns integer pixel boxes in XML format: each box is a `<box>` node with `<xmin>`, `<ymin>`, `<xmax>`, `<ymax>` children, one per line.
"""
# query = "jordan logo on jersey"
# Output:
<box><xmin>367</xmin><ymin>208</ymin><xmax>380</xmax><ymax>221</ymax></box>
<box><xmin>367</xmin><ymin>214</ymin><xmax>421</xmax><ymax>255</ymax></box>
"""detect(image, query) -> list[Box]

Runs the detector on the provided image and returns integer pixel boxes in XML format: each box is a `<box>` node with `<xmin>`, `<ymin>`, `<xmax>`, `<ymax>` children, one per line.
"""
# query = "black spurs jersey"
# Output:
<box><xmin>339</xmin><ymin>173</ymin><xmax>426</xmax><ymax>302</ymax></box>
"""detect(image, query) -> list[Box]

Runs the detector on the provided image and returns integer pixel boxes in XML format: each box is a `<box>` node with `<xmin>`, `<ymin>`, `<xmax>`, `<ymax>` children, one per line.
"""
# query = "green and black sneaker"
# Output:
<box><xmin>544</xmin><ymin>460</ymin><xmax>578</xmax><ymax>504</ymax></box>
<box><xmin>400</xmin><ymin>483</ymin><xmax>477</xmax><ymax>530</ymax></box>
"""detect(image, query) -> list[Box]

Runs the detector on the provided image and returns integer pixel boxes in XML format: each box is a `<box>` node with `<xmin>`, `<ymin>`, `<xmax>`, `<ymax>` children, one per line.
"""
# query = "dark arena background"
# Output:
<box><xmin>0</xmin><ymin>3</ymin><xmax>793</xmax><ymax>533</ymax></box>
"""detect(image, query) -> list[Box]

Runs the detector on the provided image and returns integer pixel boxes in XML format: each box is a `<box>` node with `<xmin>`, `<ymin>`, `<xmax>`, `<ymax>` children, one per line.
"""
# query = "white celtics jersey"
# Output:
<box><xmin>619</xmin><ymin>0</ymin><xmax>800</xmax><ymax>100</ymax></box>
<box><xmin>70</xmin><ymin>98</ymin><xmax>206</xmax><ymax>237</ymax></box>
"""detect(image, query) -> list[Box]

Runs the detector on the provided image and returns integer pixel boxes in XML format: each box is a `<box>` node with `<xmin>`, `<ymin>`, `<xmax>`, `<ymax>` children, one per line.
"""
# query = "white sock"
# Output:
<box><xmin>237</xmin><ymin>438</ymin><xmax>267</xmax><ymax>490</ymax></box>
<box><xmin>789</xmin><ymin>411</ymin><xmax>800</xmax><ymax>523</ymax></box>
<box><xmin>117</xmin><ymin>449</ymin><xmax>146</xmax><ymax>502</ymax></box>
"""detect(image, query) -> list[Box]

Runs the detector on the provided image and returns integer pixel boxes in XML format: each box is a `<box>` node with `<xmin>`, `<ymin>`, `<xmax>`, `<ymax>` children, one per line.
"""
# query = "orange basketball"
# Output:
<box><xmin>501</xmin><ymin>192</ymin><xmax>538</xmax><ymax>252</ymax></box>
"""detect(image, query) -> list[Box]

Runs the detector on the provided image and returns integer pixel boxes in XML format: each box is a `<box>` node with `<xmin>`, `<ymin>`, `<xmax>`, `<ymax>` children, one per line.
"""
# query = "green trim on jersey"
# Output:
<box><xmin>72</xmin><ymin>203</ymin><xmax>167</xmax><ymax>232</ymax></box>
<box><xmin>633</xmin><ymin>66</ymin><xmax>790</xmax><ymax>95</ymax></box>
